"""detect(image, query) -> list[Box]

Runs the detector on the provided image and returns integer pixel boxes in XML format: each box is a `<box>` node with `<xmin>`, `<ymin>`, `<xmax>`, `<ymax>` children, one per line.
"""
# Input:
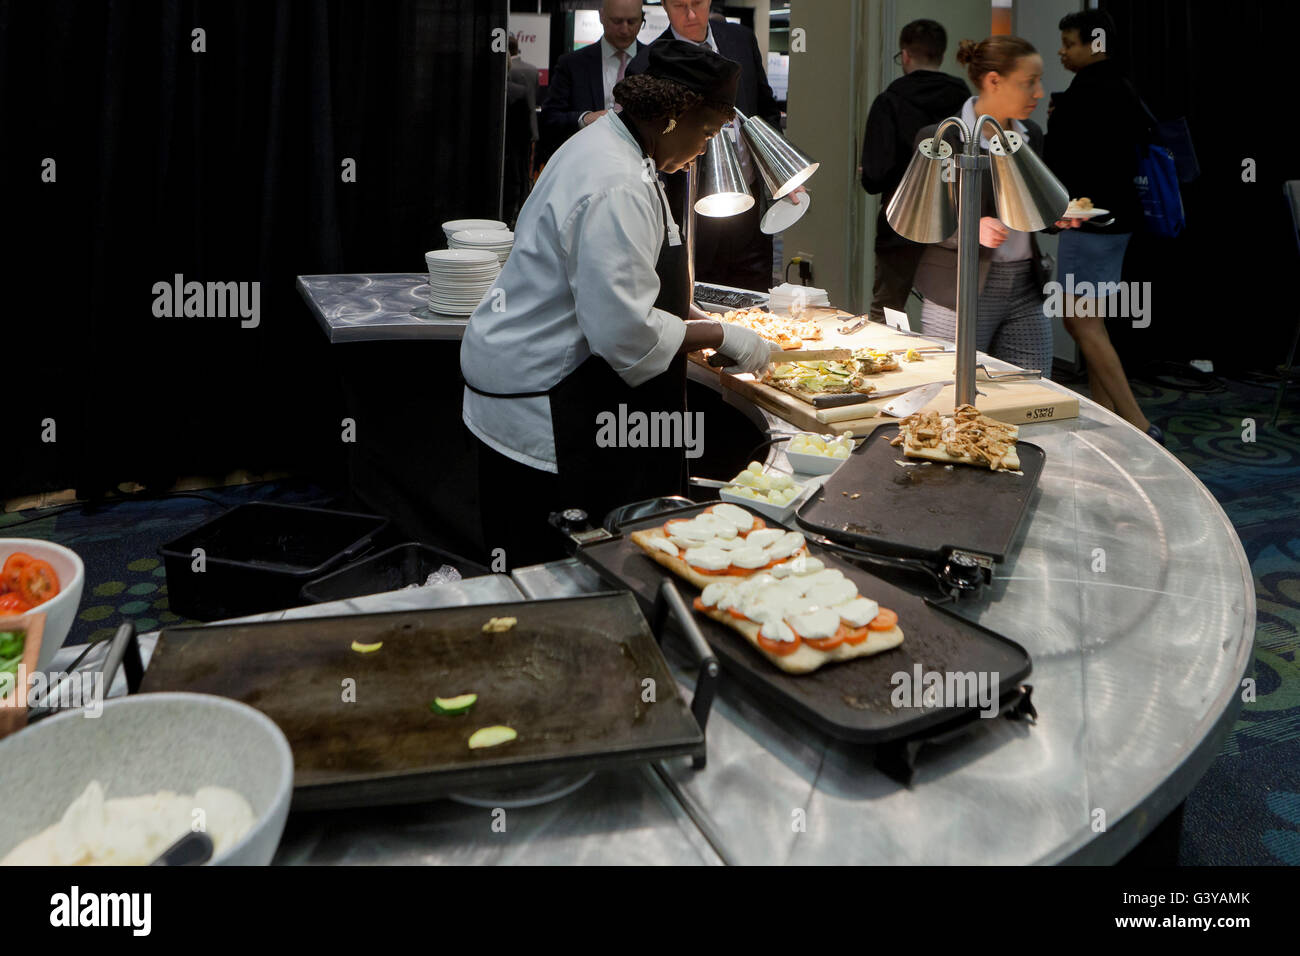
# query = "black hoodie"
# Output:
<box><xmin>861</xmin><ymin>69</ymin><xmax>971</xmax><ymax>247</ymax></box>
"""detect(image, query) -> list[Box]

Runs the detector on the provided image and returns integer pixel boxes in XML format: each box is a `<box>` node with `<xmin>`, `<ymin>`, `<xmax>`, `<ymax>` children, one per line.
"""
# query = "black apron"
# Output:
<box><xmin>467</xmin><ymin>114</ymin><xmax>692</xmax><ymax>527</ymax></box>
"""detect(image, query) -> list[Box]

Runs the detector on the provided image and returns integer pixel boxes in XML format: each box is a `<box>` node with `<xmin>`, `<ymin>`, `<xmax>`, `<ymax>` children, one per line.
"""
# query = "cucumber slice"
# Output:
<box><xmin>350</xmin><ymin>640</ymin><xmax>383</xmax><ymax>654</ymax></box>
<box><xmin>467</xmin><ymin>725</ymin><xmax>517</xmax><ymax>749</ymax></box>
<box><xmin>430</xmin><ymin>693</ymin><xmax>477</xmax><ymax>716</ymax></box>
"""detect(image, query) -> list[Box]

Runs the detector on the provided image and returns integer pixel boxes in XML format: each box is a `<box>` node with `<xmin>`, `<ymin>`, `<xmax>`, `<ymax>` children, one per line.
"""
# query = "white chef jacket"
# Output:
<box><xmin>461</xmin><ymin>111</ymin><xmax>685</xmax><ymax>472</ymax></box>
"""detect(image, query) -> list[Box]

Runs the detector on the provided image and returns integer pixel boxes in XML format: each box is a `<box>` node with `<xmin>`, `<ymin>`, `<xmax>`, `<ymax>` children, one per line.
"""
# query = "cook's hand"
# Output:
<box><xmin>788</xmin><ymin>186</ymin><xmax>809</xmax><ymax>205</ymax></box>
<box><xmin>582</xmin><ymin>109</ymin><xmax>608</xmax><ymax>126</ymax></box>
<box><xmin>1054</xmin><ymin>217</ymin><xmax>1083</xmax><ymax>229</ymax></box>
<box><xmin>979</xmin><ymin>216</ymin><xmax>1009</xmax><ymax>248</ymax></box>
<box><xmin>717</xmin><ymin>323</ymin><xmax>772</xmax><ymax>374</ymax></box>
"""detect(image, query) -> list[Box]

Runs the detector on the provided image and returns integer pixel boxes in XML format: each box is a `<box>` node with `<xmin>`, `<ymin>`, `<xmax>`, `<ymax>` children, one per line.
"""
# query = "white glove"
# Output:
<box><xmin>717</xmin><ymin>323</ymin><xmax>773</xmax><ymax>374</ymax></box>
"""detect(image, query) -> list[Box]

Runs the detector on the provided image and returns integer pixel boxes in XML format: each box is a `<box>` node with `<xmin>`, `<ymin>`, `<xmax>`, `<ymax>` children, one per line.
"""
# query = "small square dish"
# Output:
<box><xmin>784</xmin><ymin>433</ymin><xmax>855</xmax><ymax>476</ymax></box>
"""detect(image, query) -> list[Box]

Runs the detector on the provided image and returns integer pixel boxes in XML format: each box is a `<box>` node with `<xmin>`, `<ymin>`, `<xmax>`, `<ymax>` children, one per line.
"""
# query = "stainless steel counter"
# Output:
<box><xmin>217</xmin><ymin>273</ymin><xmax>1253</xmax><ymax>863</ymax></box>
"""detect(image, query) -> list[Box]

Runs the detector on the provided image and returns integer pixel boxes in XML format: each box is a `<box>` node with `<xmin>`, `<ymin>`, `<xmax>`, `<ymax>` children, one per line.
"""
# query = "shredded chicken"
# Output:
<box><xmin>709</xmin><ymin>307</ymin><xmax>822</xmax><ymax>350</ymax></box>
<box><xmin>890</xmin><ymin>404</ymin><xmax>1020</xmax><ymax>471</ymax></box>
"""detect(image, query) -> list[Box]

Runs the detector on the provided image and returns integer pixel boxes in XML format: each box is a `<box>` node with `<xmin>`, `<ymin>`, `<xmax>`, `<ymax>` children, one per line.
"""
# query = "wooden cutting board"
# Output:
<box><xmin>691</xmin><ymin>312</ymin><xmax>1079</xmax><ymax>435</ymax></box>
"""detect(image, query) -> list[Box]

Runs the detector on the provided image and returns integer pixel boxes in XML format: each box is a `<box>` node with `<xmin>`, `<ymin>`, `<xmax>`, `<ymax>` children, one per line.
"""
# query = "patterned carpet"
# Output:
<box><xmin>1095</xmin><ymin>365</ymin><xmax>1300</xmax><ymax>864</ymax></box>
<box><xmin>1</xmin><ymin>366</ymin><xmax>1297</xmax><ymax>864</ymax></box>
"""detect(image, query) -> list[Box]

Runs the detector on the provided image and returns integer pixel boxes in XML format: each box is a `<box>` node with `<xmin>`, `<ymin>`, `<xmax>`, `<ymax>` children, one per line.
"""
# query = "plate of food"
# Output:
<box><xmin>1062</xmin><ymin>196</ymin><xmax>1110</xmax><ymax>219</ymax></box>
<box><xmin>717</xmin><ymin>461</ymin><xmax>817</xmax><ymax>523</ymax></box>
<box><xmin>761</xmin><ymin>347</ymin><xmax>905</xmax><ymax>404</ymax></box>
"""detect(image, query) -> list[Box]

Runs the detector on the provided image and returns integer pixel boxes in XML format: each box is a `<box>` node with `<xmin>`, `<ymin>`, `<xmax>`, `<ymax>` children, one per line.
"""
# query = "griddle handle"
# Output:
<box><xmin>653</xmin><ymin>579</ymin><xmax>719</xmax><ymax>768</ymax></box>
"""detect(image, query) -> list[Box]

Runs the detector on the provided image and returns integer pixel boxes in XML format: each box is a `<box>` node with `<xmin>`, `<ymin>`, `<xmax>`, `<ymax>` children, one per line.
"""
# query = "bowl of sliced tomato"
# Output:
<box><xmin>0</xmin><ymin>540</ymin><xmax>84</xmax><ymax>672</ymax></box>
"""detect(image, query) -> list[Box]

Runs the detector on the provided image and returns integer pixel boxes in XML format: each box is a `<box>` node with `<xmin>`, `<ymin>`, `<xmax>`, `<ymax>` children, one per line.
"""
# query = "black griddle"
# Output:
<box><xmin>137</xmin><ymin>593</ymin><xmax>705</xmax><ymax>810</ymax></box>
<box><xmin>796</xmin><ymin>425</ymin><xmax>1045</xmax><ymax>563</ymax></box>
<box><xmin>575</xmin><ymin>504</ymin><xmax>1033</xmax><ymax>755</ymax></box>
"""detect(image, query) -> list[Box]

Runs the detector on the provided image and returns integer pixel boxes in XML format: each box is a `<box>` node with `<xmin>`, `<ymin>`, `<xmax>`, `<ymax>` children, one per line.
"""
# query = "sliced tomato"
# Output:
<box><xmin>692</xmin><ymin>563</ymin><xmax>758</xmax><ymax>577</ymax></box>
<box><xmin>0</xmin><ymin>592</ymin><xmax>32</xmax><ymax>614</ymax></box>
<box><xmin>693</xmin><ymin>596</ymin><xmax>710</xmax><ymax>612</ymax></box>
<box><xmin>867</xmin><ymin>607</ymin><xmax>898</xmax><ymax>631</ymax></box>
<box><xmin>16</xmin><ymin>559</ymin><xmax>59</xmax><ymax>607</ymax></box>
<box><xmin>802</xmin><ymin>624</ymin><xmax>847</xmax><ymax>652</ymax></box>
<box><xmin>2</xmin><ymin>553</ymin><xmax>34</xmax><ymax>593</ymax></box>
<box><xmin>746</xmin><ymin>517</ymin><xmax>766</xmax><ymax>534</ymax></box>
<box><xmin>727</xmin><ymin>606</ymin><xmax>749</xmax><ymax>621</ymax></box>
<box><xmin>756</xmin><ymin>629</ymin><xmax>802</xmax><ymax>656</ymax></box>
<box><xmin>842</xmin><ymin>624</ymin><xmax>871</xmax><ymax>645</ymax></box>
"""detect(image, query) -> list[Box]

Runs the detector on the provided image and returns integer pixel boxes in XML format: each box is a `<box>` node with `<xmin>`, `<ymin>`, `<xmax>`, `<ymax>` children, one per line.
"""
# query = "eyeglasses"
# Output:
<box><xmin>892</xmin><ymin>51</ymin><xmax>903</xmax><ymax>65</ymax></box>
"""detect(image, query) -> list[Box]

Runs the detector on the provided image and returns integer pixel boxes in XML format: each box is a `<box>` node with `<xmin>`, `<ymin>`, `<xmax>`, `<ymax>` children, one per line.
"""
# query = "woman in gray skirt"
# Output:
<box><xmin>912</xmin><ymin>35</ymin><xmax>1079</xmax><ymax>378</ymax></box>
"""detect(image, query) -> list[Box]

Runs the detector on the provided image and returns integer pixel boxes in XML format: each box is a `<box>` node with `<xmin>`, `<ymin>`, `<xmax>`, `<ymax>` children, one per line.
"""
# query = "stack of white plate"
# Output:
<box><xmin>442</xmin><ymin>218</ymin><xmax>507</xmax><ymax>243</ymax></box>
<box><xmin>424</xmin><ymin>249</ymin><xmax>500</xmax><ymax>317</ymax></box>
<box><xmin>450</xmin><ymin>228</ymin><xmax>514</xmax><ymax>267</ymax></box>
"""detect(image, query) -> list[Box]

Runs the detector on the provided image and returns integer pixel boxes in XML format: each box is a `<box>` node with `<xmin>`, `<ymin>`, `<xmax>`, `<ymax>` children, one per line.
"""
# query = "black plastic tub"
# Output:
<box><xmin>299</xmin><ymin>543</ymin><xmax>491</xmax><ymax>605</ymax></box>
<box><xmin>159</xmin><ymin>502</ymin><xmax>389</xmax><ymax>621</ymax></box>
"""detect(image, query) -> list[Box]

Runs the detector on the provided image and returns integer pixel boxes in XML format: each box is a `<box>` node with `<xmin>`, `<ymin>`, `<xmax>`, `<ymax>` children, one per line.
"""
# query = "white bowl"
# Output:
<box><xmin>0</xmin><ymin>692</ymin><xmax>293</xmax><ymax>865</ymax></box>
<box><xmin>785</xmin><ymin>442</ymin><xmax>851</xmax><ymax>477</ymax></box>
<box><xmin>720</xmin><ymin>478</ymin><xmax>814</xmax><ymax>525</ymax></box>
<box><xmin>0</xmin><ymin>539</ymin><xmax>84</xmax><ymax>672</ymax></box>
<box><xmin>442</xmin><ymin>218</ymin><xmax>507</xmax><ymax>239</ymax></box>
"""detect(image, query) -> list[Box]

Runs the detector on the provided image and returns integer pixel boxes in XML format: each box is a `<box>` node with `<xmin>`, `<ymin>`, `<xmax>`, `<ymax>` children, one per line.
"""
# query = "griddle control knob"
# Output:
<box><xmin>941</xmin><ymin>550</ymin><xmax>988</xmax><ymax>593</ymax></box>
<box><xmin>549</xmin><ymin>508</ymin><xmax>591</xmax><ymax>534</ymax></box>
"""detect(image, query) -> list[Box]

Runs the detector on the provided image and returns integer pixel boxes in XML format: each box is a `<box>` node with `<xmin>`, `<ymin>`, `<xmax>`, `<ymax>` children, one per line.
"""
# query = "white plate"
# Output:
<box><xmin>426</xmin><ymin>248</ymin><xmax>498</xmax><ymax>265</ymax></box>
<box><xmin>443</xmin><ymin>218</ymin><xmax>507</xmax><ymax>234</ymax></box>
<box><xmin>1062</xmin><ymin>206</ymin><xmax>1109</xmax><ymax>219</ymax></box>
<box><xmin>452</xmin><ymin>228</ymin><xmax>513</xmax><ymax>244</ymax></box>
<box><xmin>761</xmin><ymin>190</ymin><xmax>811</xmax><ymax>234</ymax></box>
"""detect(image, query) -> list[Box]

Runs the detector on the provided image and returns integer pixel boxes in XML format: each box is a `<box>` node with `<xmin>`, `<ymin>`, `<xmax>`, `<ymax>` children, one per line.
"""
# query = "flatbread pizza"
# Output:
<box><xmin>889</xmin><ymin>404</ymin><xmax>1021</xmax><ymax>471</ymax></box>
<box><xmin>628</xmin><ymin>504</ymin><xmax>904</xmax><ymax>675</ymax></box>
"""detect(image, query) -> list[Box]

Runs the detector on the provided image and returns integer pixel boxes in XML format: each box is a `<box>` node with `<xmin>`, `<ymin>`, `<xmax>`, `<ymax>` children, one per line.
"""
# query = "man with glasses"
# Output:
<box><xmin>860</xmin><ymin>19</ymin><xmax>970</xmax><ymax>322</ymax></box>
<box><xmin>541</xmin><ymin>0</ymin><xmax>644</xmax><ymax>147</ymax></box>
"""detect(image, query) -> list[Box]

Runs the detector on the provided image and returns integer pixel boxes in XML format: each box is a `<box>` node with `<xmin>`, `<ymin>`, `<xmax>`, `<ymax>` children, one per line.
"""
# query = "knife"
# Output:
<box><xmin>812</xmin><ymin>380</ymin><xmax>954</xmax><ymax>408</ymax></box>
<box><xmin>879</xmin><ymin>381</ymin><xmax>949</xmax><ymax>418</ymax></box>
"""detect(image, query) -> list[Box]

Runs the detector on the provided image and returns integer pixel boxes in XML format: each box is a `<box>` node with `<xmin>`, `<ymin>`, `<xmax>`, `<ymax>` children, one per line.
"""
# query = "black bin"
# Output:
<box><xmin>159</xmin><ymin>502</ymin><xmax>389</xmax><ymax>621</ymax></box>
<box><xmin>299</xmin><ymin>543</ymin><xmax>491</xmax><ymax>605</ymax></box>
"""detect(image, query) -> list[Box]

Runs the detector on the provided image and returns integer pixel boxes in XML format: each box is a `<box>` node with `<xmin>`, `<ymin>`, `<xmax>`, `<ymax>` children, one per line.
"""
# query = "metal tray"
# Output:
<box><xmin>137</xmin><ymin>594</ymin><xmax>704</xmax><ymax>810</ymax></box>
<box><xmin>575</xmin><ymin>504</ymin><xmax>1032</xmax><ymax>745</ymax></box>
<box><xmin>796</xmin><ymin>425</ymin><xmax>1045</xmax><ymax>563</ymax></box>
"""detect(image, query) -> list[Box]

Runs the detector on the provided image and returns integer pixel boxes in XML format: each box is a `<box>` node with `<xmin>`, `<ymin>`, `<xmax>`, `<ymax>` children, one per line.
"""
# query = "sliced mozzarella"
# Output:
<box><xmin>684</xmin><ymin>547</ymin><xmax>731</xmax><ymax>571</ymax></box>
<box><xmin>729</xmin><ymin>546</ymin><xmax>770</xmax><ymax>569</ymax></box>
<box><xmin>766</xmin><ymin>531</ymin><xmax>806</xmax><ymax>561</ymax></box>
<box><xmin>710</xmin><ymin>503</ymin><xmax>755</xmax><ymax>534</ymax></box>
<box><xmin>647</xmin><ymin>536</ymin><xmax>679</xmax><ymax>558</ymax></box>
<box><xmin>792</xmin><ymin>557</ymin><xmax>826</xmax><ymax>575</ymax></box>
<box><xmin>701</xmin><ymin>580</ymin><xmax>738</xmax><ymax>609</ymax></box>
<box><xmin>744</xmin><ymin>528</ymin><xmax>785</xmax><ymax>549</ymax></box>
<box><xmin>759</xmin><ymin>618</ymin><xmax>797</xmax><ymax>643</ymax></box>
<box><xmin>806</xmin><ymin>577</ymin><xmax>859</xmax><ymax>609</ymax></box>
<box><xmin>834</xmin><ymin>597</ymin><xmax>880</xmax><ymax>628</ymax></box>
<box><xmin>787</xmin><ymin>607</ymin><xmax>840</xmax><ymax>640</ymax></box>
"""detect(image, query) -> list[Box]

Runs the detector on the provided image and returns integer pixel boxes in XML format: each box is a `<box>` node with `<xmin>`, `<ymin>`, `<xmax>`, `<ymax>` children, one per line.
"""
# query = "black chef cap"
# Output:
<box><xmin>646</xmin><ymin>39</ymin><xmax>740</xmax><ymax>110</ymax></box>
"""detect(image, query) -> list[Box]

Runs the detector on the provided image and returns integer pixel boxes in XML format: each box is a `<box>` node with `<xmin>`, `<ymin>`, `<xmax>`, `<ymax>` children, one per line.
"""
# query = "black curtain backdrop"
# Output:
<box><xmin>1099</xmin><ymin>0</ymin><xmax>1298</xmax><ymax>371</ymax></box>
<box><xmin>2</xmin><ymin>0</ymin><xmax>506</xmax><ymax>501</ymax></box>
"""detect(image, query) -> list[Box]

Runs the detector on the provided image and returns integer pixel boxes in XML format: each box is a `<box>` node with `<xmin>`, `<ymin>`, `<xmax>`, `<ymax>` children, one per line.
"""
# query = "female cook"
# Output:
<box><xmin>912</xmin><ymin>35</ymin><xmax>1080</xmax><ymax>376</ymax></box>
<box><xmin>460</xmin><ymin>40</ymin><xmax>771</xmax><ymax>567</ymax></box>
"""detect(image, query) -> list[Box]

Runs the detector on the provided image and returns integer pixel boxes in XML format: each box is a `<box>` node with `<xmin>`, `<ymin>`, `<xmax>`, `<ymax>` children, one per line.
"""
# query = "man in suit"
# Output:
<box><xmin>630</xmin><ymin>0</ymin><xmax>785</xmax><ymax>292</ymax></box>
<box><xmin>540</xmin><ymin>0</ymin><xmax>644</xmax><ymax>151</ymax></box>
<box><xmin>505</xmin><ymin>36</ymin><xmax>540</xmax><ymax>226</ymax></box>
<box><xmin>860</xmin><ymin>19</ymin><xmax>969</xmax><ymax>322</ymax></box>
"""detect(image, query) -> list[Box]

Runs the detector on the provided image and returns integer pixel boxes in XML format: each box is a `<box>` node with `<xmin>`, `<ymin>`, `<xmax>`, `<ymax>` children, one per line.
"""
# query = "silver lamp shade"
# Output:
<box><xmin>737</xmin><ymin>114</ymin><xmax>819</xmax><ymax>200</ymax></box>
<box><xmin>987</xmin><ymin>129</ymin><xmax>1070</xmax><ymax>232</ymax></box>
<box><xmin>885</xmin><ymin>137</ymin><xmax>958</xmax><ymax>244</ymax></box>
<box><xmin>694</xmin><ymin>132</ymin><xmax>755</xmax><ymax>218</ymax></box>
